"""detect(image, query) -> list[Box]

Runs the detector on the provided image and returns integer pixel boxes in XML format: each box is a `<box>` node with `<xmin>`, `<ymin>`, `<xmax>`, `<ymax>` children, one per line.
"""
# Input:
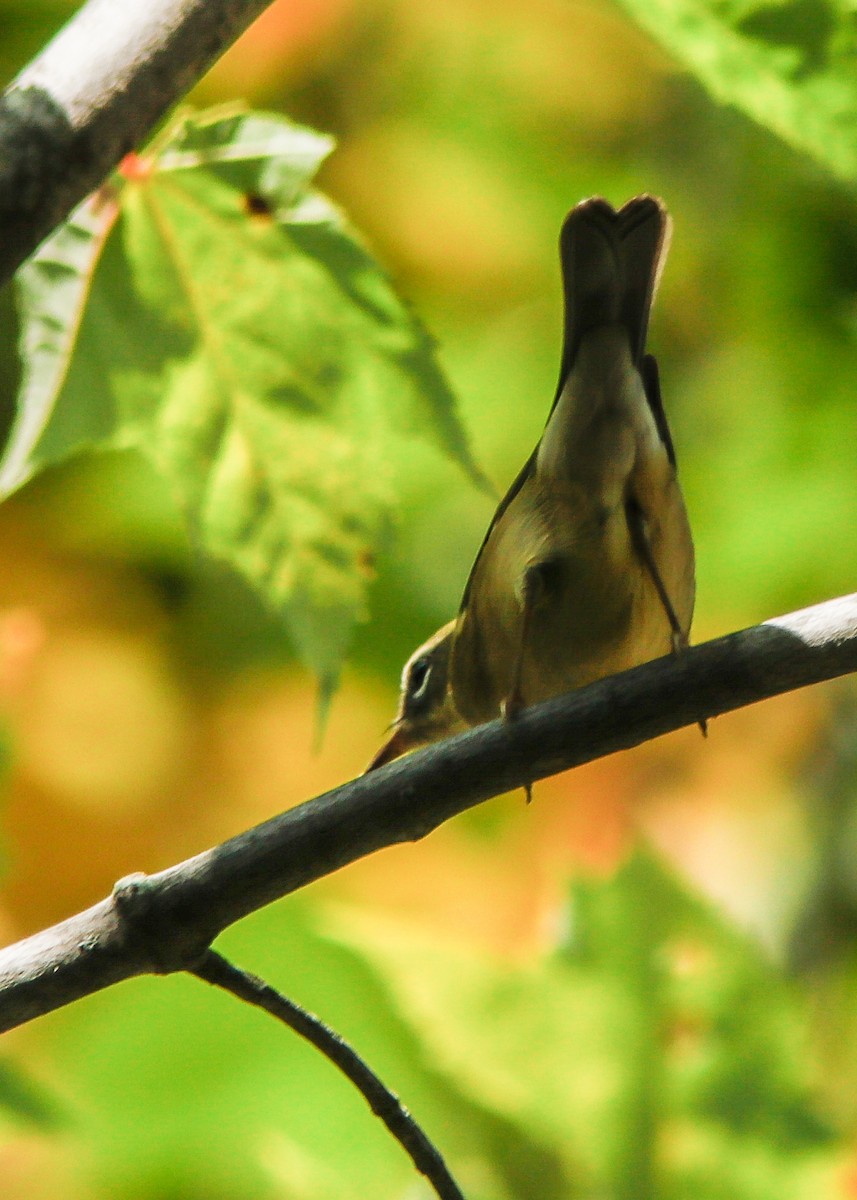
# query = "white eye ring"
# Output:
<box><xmin>408</xmin><ymin>658</ymin><xmax>432</xmax><ymax>701</ymax></box>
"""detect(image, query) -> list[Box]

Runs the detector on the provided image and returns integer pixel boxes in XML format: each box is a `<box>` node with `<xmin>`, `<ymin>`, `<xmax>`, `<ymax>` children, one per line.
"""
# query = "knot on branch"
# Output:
<box><xmin>112</xmin><ymin>873</ymin><xmax>213</xmax><ymax>975</ymax></box>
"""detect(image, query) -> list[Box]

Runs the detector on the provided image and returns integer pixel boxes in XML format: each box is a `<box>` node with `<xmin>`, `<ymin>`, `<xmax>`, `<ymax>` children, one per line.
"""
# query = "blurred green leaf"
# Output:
<box><xmin>618</xmin><ymin>0</ymin><xmax>857</xmax><ymax>183</ymax></box>
<box><xmin>569</xmin><ymin>854</ymin><xmax>836</xmax><ymax>1200</ymax></box>
<box><xmin>327</xmin><ymin>852</ymin><xmax>842</xmax><ymax>1199</ymax></box>
<box><xmin>2</xmin><ymin>107</ymin><xmax>481</xmax><ymax>686</ymax></box>
<box><xmin>45</xmin><ymin>897</ymin><xmax>567</xmax><ymax>1200</ymax></box>
<box><xmin>0</xmin><ymin>1059</ymin><xmax>66</xmax><ymax>1130</ymax></box>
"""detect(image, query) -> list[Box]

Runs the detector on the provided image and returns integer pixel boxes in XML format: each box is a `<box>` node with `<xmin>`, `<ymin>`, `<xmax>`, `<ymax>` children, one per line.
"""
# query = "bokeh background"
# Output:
<box><xmin>1</xmin><ymin>1</ymin><xmax>857</xmax><ymax>1197</ymax></box>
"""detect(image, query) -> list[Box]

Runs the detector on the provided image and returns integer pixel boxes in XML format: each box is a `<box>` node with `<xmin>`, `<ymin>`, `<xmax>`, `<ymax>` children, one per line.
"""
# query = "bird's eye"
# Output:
<box><xmin>407</xmin><ymin>658</ymin><xmax>431</xmax><ymax>701</ymax></box>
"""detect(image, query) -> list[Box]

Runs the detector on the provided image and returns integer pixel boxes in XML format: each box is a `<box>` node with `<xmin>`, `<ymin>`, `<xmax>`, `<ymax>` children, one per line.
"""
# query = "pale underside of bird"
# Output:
<box><xmin>367</xmin><ymin>194</ymin><xmax>695</xmax><ymax>772</ymax></box>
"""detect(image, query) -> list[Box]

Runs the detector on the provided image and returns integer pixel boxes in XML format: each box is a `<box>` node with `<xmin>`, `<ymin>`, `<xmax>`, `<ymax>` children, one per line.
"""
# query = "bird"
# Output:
<box><xmin>367</xmin><ymin>195</ymin><xmax>694</xmax><ymax>772</ymax></box>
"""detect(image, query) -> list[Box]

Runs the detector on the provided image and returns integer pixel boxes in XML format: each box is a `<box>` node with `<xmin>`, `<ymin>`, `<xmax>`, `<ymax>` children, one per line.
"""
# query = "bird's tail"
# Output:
<box><xmin>555</xmin><ymin>195</ymin><xmax>670</xmax><ymax>391</ymax></box>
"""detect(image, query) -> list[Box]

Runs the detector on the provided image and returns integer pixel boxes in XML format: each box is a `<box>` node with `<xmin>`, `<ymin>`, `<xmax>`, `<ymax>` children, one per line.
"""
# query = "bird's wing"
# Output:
<box><xmin>458</xmin><ymin>447</ymin><xmax>538</xmax><ymax>611</ymax></box>
<box><xmin>640</xmin><ymin>353</ymin><xmax>676</xmax><ymax>468</ymax></box>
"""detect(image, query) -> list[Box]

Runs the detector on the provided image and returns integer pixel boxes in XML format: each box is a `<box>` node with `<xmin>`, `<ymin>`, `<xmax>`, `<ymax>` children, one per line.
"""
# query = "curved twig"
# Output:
<box><xmin>193</xmin><ymin>950</ymin><xmax>466</xmax><ymax>1200</ymax></box>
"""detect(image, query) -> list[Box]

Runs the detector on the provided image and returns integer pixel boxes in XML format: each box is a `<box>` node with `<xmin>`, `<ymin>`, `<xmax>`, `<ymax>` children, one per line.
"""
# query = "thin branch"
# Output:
<box><xmin>0</xmin><ymin>592</ymin><xmax>856</xmax><ymax>1034</ymax></box>
<box><xmin>0</xmin><ymin>0</ymin><xmax>275</xmax><ymax>285</ymax></box>
<box><xmin>193</xmin><ymin>950</ymin><xmax>466</xmax><ymax>1200</ymax></box>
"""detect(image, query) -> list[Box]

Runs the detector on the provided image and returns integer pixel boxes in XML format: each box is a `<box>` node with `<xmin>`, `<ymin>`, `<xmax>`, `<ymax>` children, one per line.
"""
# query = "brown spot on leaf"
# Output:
<box><xmin>356</xmin><ymin>548</ymin><xmax>376</xmax><ymax>579</ymax></box>
<box><xmin>243</xmin><ymin>192</ymin><xmax>274</xmax><ymax>219</ymax></box>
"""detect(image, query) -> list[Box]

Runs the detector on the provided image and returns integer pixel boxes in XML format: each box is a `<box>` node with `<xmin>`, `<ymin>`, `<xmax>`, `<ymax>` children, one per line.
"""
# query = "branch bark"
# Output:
<box><xmin>0</xmin><ymin>0</ymin><xmax>275</xmax><ymax>286</ymax></box>
<box><xmin>0</xmin><ymin>592</ymin><xmax>855</xmax><ymax>1034</ymax></box>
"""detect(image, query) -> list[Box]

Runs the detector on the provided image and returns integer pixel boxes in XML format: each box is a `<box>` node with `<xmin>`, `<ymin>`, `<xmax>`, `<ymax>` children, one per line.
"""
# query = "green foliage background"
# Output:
<box><xmin>1</xmin><ymin>1</ymin><xmax>857</xmax><ymax>1199</ymax></box>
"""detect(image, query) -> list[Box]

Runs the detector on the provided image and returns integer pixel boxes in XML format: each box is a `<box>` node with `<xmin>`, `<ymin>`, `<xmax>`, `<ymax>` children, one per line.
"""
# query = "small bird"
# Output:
<box><xmin>367</xmin><ymin>195</ymin><xmax>694</xmax><ymax>772</ymax></box>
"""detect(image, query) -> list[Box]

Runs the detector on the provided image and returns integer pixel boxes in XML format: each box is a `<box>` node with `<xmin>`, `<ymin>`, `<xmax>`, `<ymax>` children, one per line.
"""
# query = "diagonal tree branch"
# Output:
<box><xmin>0</xmin><ymin>0</ymin><xmax>276</xmax><ymax>286</ymax></box>
<box><xmin>0</xmin><ymin>592</ymin><xmax>855</xmax><ymax>1035</ymax></box>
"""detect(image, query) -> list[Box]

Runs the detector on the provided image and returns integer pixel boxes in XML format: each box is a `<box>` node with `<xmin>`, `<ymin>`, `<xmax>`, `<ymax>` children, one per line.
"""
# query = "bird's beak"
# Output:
<box><xmin>364</xmin><ymin>724</ymin><xmax>413</xmax><ymax>772</ymax></box>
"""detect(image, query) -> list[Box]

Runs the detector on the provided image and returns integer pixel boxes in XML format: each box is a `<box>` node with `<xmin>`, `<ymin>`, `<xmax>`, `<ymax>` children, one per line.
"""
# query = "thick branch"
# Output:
<box><xmin>0</xmin><ymin>593</ymin><xmax>856</xmax><ymax>1033</ymax></box>
<box><xmin>0</xmin><ymin>0</ymin><xmax>275</xmax><ymax>285</ymax></box>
